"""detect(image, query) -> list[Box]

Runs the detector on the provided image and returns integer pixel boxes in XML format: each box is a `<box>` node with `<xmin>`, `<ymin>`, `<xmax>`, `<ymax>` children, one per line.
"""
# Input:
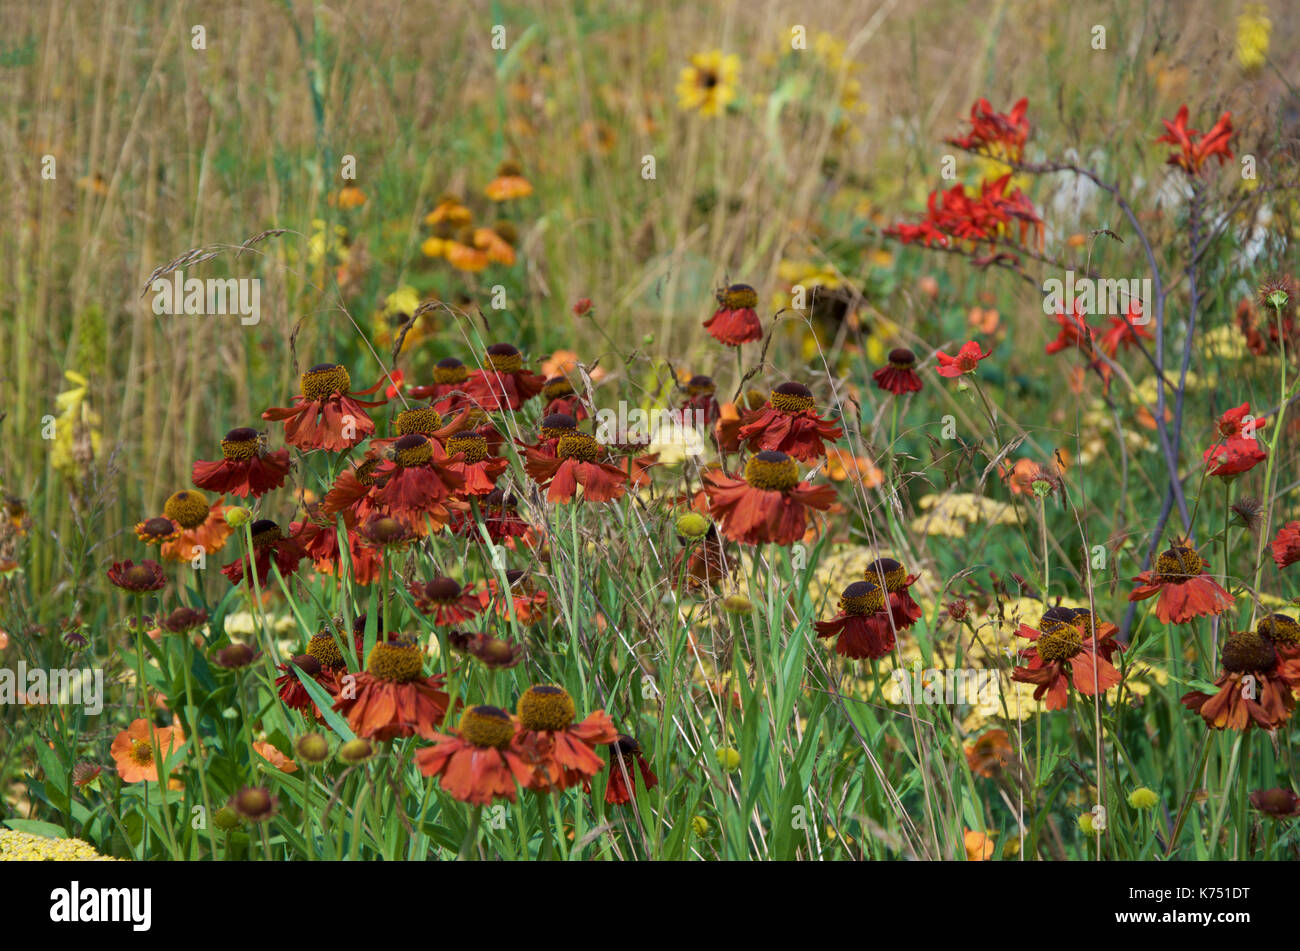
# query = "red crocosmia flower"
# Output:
<box><xmin>409</xmin><ymin>576</ymin><xmax>483</xmax><ymax>626</ymax></box>
<box><xmin>935</xmin><ymin>340</ymin><xmax>993</xmax><ymax>377</ymax></box>
<box><xmin>1128</xmin><ymin>544</ymin><xmax>1235</xmax><ymax>624</ymax></box>
<box><xmin>370</xmin><ymin>434</ymin><xmax>466</xmax><ymax>534</ymax></box>
<box><xmin>1181</xmin><ymin>631</ymin><xmax>1295</xmax><ymax>732</ymax></box>
<box><xmin>1045</xmin><ymin>301</ymin><xmax>1094</xmax><ymax>356</ymax></box>
<box><xmin>155</xmin><ymin>490</ymin><xmax>232</xmax><ymax>562</ymax></box>
<box><xmin>703</xmin><ymin>284</ymin><xmax>763</xmax><ymax>346</ymax></box>
<box><xmin>883</xmin><ymin>219</ymin><xmax>951</xmax><ymax>248</ymax></box>
<box><xmin>863</xmin><ymin>558</ymin><xmax>923</xmax><ymax>630</ymax></box>
<box><xmin>702</xmin><ymin>451</ymin><xmax>836</xmax><ymax>546</ymax></box>
<box><xmin>873</xmin><ymin>348</ymin><xmax>924</xmax><ymax>395</ymax></box>
<box><xmin>192</xmin><ymin>427</ymin><xmax>292</xmax><ymax>498</ymax></box>
<box><xmin>1272</xmin><ymin>521</ymin><xmax>1300</xmax><ymax>569</ymax></box>
<box><xmin>946</xmin><ymin>96</ymin><xmax>1030</xmax><ymax>162</ymax></box>
<box><xmin>1203</xmin><ymin>403</ymin><xmax>1267</xmax><ymax>477</ymax></box>
<box><xmin>220</xmin><ymin>519</ymin><xmax>308</xmax><ymax>588</ymax></box>
<box><xmin>292</xmin><ymin>516</ymin><xmax>383</xmax><ymax>586</ymax></box>
<box><xmin>478</xmin><ymin>569</ymin><xmax>550</xmax><ymax>625</ymax></box>
<box><xmin>408</xmin><ymin>357</ymin><xmax>473</xmax><ymax>414</ymax></box>
<box><xmin>261</xmin><ymin>363</ymin><xmax>386</xmax><ymax>452</ymax></box>
<box><xmin>450</xmin><ymin>488</ymin><xmax>531</xmax><ymax>542</ymax></box>
<box><xmin>541</xmin><ymin>376</ymin><xmax>588</xmax><ymax>420</ymax></box>
<box><xmin>681</xmin><ymin>375</ymin><xmax>722</xmax><ymax>427</ymax></box>
<box><xmin>523</xmin><ymin>431</ymin><xmax>629</xmax><ymax>503</ymax></box>
<box><xmin>415</xmin><ymin>705</ymin><xmax>532</xmax><ymax>805</ymax></box>
<box><xmin>885</xmin><ymin>166</ymin><xmax>1043</xmax><ymax>252</ymax></box>
<box><xmin>814</xmin><ymin>581</ymin><xmax>896</xmax><ymax>660</ymax></box>
<box><xmin>333</xmin><ymin>639</ymin><xmax>450</xmax><ymax>741</ymax></box>
<box><xmin>442</xmin><ymin>432</ymin><xmax>509</xmax><ymax>496</ymax></box>
<box><xmin>464</xmin><ymin>343</ymin><xmax>546</xmax><ymax>411</ymax></box>
<box><xmin>275</xmin><ymin>654</ymin><xmax>339</xmax><ymax>719</ymax></box>
<box><xmin>511</xmin><ymin>684</ymin><xmax>618</xmax><ymax>792</ymax></box>
<box><xmin>107</xmin><ymin>559</ymin><xmax>167</xmax><ymax>593</ymax></box>
<box><xmin>735</xmin><ymin>382</ymin><xmax>843</xmax><ymax>463</ymax></box>
<box><xmin>1010</xmin><ymin>610</ymin><xmax>1122</xmax><ymax>711</ymax></box>
<box><xmin>1097</xmin><ymin>303</ymin><xmax>1153</xmax><ymax>357</ymax></box>
<box><xmin>321</xmin><ymin>458</ymin><xmax>385</xmax><ymax>524</ymax></box>
<box><xmin>1156</xmin><ymin>106</ymin><xmax>1234</xmax><ymax>176</ymax></box>
<box><xmin>598</xmin><ymin>733</ymin><xmax>658</xmax><ymax>805</ymax></box>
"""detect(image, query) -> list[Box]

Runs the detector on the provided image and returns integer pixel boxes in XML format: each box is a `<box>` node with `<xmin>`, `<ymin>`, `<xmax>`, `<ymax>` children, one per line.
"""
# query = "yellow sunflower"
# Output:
<box><xmin>676</xmin><ymin>50</ymin><xmax>739</xmax><ymax>117</ymax></box>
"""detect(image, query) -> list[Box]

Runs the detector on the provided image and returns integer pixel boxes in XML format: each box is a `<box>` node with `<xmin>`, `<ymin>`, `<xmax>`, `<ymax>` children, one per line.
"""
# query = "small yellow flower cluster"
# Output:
<box><xmin>1079</xmin><ymin>402</ymin><xmax>1154</xmax><ymax>465</ymax></box>
<box><xmin>911</xmin><ymin>493</ymin><xmax>1018</xmax><ymax>539</ymax></box>
<box><xmin>1236</xmin><ymin>5</ymin><xmax>1271</xmax><ymax>73</ymax></box>
<box><xmin>1200</xmin><ymin>324</ymin><xmax>1252</xmax><ymax>361</ymax></box>
<box><xmin>0</xmin><ymin>829</ymin><xmax>117</xmax><ymax>861</ymax></box>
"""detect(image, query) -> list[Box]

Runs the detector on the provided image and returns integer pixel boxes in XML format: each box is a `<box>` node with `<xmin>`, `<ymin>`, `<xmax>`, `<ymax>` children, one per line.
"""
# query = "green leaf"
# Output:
<box><xmin>296</xmin><ymin>668</ymin><xmax>356</xmax><ymax>741</ymax></box>
<box><xmin>4</xmin><ymin>818</ymin><xmax>68</xmax><ymax>838</ymax></box>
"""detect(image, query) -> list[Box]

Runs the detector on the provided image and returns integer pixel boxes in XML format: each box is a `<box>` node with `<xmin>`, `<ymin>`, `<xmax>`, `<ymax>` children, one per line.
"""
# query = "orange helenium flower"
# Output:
<box><xmin>1129</xmin><ymin>545</ymin><xmax>1234</xmax><ymax>624</ymax></box>
<box><xmin>332</xmin><ymin>639</ymin><xmax>450</xmax><ymax>741</ymax></box>
<box><xmin>416</xmin><ymin>705</ymin><xmax>533</xmax><ymax>805</ymax></box>
<box><xmin>1181</xmin><ymin>630</ymin><xmax>1295</xmax><ymax>731</ymax></box>
<box><xmin>703</xmin><ymin>451</ymin><xmax>836</xmax><ymax>546</ymax></box>
<box><xmin>262</xmin><ymin>363</ymin><xmax>386</xmax><ymax>452</ymax></box>
<box><xmin>511</xmin><ymin>684</ymin><xmax>618</xmax><ymax>792</ymax></box>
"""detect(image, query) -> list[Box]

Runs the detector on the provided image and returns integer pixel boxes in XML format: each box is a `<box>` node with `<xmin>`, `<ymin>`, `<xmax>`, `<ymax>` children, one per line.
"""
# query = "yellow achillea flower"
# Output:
<box><xmin>0</xmin><ymin>829</ymin><xmax>117</xmax><ymax>860</ymax></box>
<box><xmin>1079</xmin><ymin>401</ymin><xmax>1154</xmax><ymax>465</ymax></box>
<box><xmin>1236</xmin><ymin>5</ymin><xmax>1271</xmax><ymax>73</ymax></box>
<box><xmin>911</xmin><ymin>493</ymin><xmax>1018</xmax><ymax>539</ymax></box>
<box><xmin>51</xmin><ymin>371</ymin><xmax>102</xmax><ymax>478</ymax></box>
<box><xmin>676</xmin><ymin>50</ymin><xmax>739</xmax><ymax>117</ymax></box>
<box><xmin>1200</xmin><ymin>323</ymin><xmax>1251</xmax><ymax>361</ymax></box>
<box><xmin>1104</xmin><ymin>661</ymin><xmax>1169</xmax><ymax>704</ymax></box>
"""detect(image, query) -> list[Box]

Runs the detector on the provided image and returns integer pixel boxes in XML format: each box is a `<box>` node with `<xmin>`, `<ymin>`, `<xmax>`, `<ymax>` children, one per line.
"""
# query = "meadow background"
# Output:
<box><xmin>1</xmin><ymin>0</ymin><xmax>1299</xmax><ymax>860</ymax></box>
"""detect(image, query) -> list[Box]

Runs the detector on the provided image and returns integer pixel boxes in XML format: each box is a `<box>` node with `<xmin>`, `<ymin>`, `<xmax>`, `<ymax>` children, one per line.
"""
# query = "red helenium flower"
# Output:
<box><xmin>703</xmin><ymin>284</ymin><xmax>763</xmax><ymax>346</ymax></box>
<box><xmin>261</xmin><ymin>363</ymin><xmax>386</xmax><ymax>451</ymax></box>
<box><xmin>523</xmin><ymin>431</ymin><xmax>628</xmax><ymax>503</ymax></box>
<box><xmin>192</xmin><ymin>428</ymin><xmax>292</xmax><ymax>498</ymax></box>
<box><xmin>220</xmin><ymin>520</ymin><xmax>308</xmax><ymax>588</ymax></box>
<box><xmin>735</xmin><ymin>382</ymin><xmax>843</xmax><ymax>463</ymax></box>
<box><xmin>873</xmin><ymin>348</ymin><xmax>924</xmax><ymax>395</ymax></box>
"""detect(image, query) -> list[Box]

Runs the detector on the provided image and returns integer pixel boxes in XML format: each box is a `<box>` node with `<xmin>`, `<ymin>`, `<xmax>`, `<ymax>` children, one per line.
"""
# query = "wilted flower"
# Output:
<box><xmin>106</xmin><ymin>559</ymin><xmax>166</xmax><ymax>594</ymax></box>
